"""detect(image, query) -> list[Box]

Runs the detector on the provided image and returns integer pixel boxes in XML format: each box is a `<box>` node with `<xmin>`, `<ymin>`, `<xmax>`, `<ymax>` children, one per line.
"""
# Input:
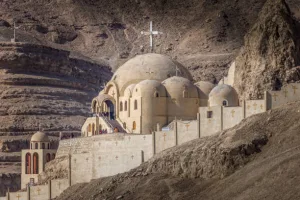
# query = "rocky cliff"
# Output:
<box><xmin>0</xmin><ymin>42</ymin><xmax>111</xmax><ymax>195</ymax></box>
<box><xmin>0</xmin><ymin>0</ymin><xmax>275</xmax><ymax>83</ymax></box>
<box><xmin>233</xmin><ymin>0</ymin><xmax>300</xmax><ymax>99</ymax></box>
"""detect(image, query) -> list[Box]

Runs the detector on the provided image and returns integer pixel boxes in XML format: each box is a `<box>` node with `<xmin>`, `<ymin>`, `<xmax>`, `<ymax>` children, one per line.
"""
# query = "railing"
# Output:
<box><xmin>99</xmin><ymin>113</ymin><xmax>114</xmax><ymax>130</ymax></box>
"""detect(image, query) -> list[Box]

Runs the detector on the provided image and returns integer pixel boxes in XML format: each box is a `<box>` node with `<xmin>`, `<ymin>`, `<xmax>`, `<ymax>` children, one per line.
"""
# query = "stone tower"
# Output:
<box><xmin>21</xmin><ymin>131</ymin><xmax>57</xmax><ymax>189</ymax></box>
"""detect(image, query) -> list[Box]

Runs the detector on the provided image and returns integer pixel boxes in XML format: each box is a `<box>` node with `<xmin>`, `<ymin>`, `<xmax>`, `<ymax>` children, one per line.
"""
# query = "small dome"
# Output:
<box><xmin>209</xmin><ymin>84</ymin><xmax>239</xmax><ymax>107</ymax></box>
<box><xmin>31</xmin><ymin>131</ymin><xmax>50</xmax><ymax>142</ymax></box>
<box><xmin>133</xmin><ymin>80</ymin><xmax>166</xmax><ymax>97</ymax></box>
<box><xmin>112</xmin><ymin>53</ymin><xmax>193</xmax><ymax>93</ymax></box>
<box><xmin>124</xmin><ymin>84</ymin><xmax>136</xmax><ymax>97</ymax></box>
<box><xmin>162</xmin><ymin>76</ymin><xmax>199</xmax><ymax>99</ymax></box>
<box><xmin>194</xmin><ymin>81</ymin><xmax>215</xmax><ymax>99</ymax></box>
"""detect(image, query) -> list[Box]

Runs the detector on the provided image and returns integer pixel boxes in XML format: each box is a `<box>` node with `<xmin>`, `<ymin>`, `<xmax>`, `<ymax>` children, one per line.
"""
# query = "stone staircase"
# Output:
<box><xmin>106</xmin><ymin>119</ymin><xmax>126</xmax><ymax>133</ymax></box>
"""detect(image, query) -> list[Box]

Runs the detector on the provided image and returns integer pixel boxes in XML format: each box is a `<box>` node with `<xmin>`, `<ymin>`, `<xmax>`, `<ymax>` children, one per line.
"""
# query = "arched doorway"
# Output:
<box><xmin>104</xmin><ymin>100</ymin><xmax>115</xmax><ymax>120</ymax></box>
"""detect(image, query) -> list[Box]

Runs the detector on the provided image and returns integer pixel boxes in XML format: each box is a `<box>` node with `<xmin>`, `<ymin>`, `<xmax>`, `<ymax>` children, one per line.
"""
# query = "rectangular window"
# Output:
<box><xmin>207</xmin><ymin>111</ymin><xmax>213</xmax><ymax>118</ymax></box>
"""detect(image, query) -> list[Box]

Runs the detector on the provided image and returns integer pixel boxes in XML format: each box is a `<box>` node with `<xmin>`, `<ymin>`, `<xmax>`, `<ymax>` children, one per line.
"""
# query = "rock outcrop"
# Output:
<box><xmin>0</xmin><ymin>42</ymin><xmax>111</xmax><ymax>195</ymax></box>
<box><xmin>233</xmin><ymin>0</ymin><xmax>300</xmax><ymax>99</ymax></box>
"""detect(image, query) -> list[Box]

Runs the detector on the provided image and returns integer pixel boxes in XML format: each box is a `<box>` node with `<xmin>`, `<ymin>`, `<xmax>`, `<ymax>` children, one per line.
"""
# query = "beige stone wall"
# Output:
<box><xmin>30</xmin><ymin>185</ymin><xmax>48</xmax><ymax>200</ymax></box>
<box><xmin>69</xmin><ymin>134</ymin><xmax>153</xmax><ymax>184</ymax></box>
<box><xmin>245</xmin><ymin>100</ymin><xmax>265</xmax><ymax>118</ymax></box>
<box><xmin>267</xmin><ymin>83</ymin><xmax>300</xmax><ymax>109</ymax></box>
<box><xmin>177</xmin><ymin>120</ymin><xmax>199</xmax><ymax>145</ymax></box>
<box><xmin>222</xmin><ymin>107</ymin><xmax>243</xmax><ymax>130</ymax></box>
<box><xmin>167</xmin><ymin>98</ymin><xmax>199</xmax><ymax>123</ymax></box>
<box><xmin>8</xmin><ymin>191</ymin><xmax>27</xmax><ymax>200</ymax></box>
<box><xmin>199</xmin><ymin>106</ymin><xmax>222</xmax><ymax>137</ymax></box>
<box><xmin>2</xmin><ymin>178</ymin><xmax>70</xmax><ymax>200</ymax></box>
<box><xmin>154</xmin><ymin>131</ymin><xmax>176</xmax><ymax>154</ymax></box>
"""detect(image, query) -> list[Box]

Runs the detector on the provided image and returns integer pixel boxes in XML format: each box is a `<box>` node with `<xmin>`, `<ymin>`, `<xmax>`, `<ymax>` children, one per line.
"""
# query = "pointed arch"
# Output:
<box><xmin>33</xmin><ymin>153</ymin><xmax>39</xmax><ymax>174</ymax></box>
<box><xmin>134</xmin><ymin>100</ymin><xmax>138</xmax><ymax>110</ymax></box>
<box><xmin>25</xmin><ymin>153</ymin><xmax>31</xmax><ymax>174</ymax></box>
<box><xmin>125</xmin><ymin>101</ymin><xmax>128</xmax><ymax>111</ymax></box>
<box><xmin>120</xmin><ymin>101</ymin><xmax>123</xmax><ymax>111</ymax></box>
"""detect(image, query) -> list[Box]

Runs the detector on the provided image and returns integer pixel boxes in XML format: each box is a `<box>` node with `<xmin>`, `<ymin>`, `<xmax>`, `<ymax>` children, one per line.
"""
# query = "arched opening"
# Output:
<box><xmin>154</xmin><ymin>92</ymin><xmax>159</xmax><ymax>98</ymax></box>
<box><xmin>33</xmin><ymin>153</ymin><xmax>39</xmax><ymax>174</ymax></box>
<box><xmin>125</xmin><ymin>101</ymin><xmax>128</xmax><ymax>111</ymax></box>
<box><xmin>35</xmin><ymin>143</ymin><xmax>38</xmax><ymax>149</ymax></box>
<box><xmin>88</xmin><ymin>124</ymin><xmax>92</xmax><ymax>132</ymax></box>
<box><xmin>92</xmin><ymin>124</ymin><xmax>95</xmax><ymax>136</ymax></box>
<box><xmin>120</xmin><ymin>101</ymin><xmax>123</xmax><ymax>111</ymax></box>
<box><xmin>103</xmin><ymin>100</ymin><xmax>115</xmax><ymax>120</ymax></box>
<box><xmin>133</xmin><ymin>121</ymin><xmax>136</xmax><ymax>130</ymax></box>
<box><xmin>134</xmin><ymin>100</ymin><xmax>138</xmax><ymax>110</ymax></box>
<box><xmin>30</xmin><ymin>143</ymin><xmax>32</xmax><ymax>149</ymax></box>
<box><xmin>52</xmin><ymin>153</ymin><xmax>56</xmax><ymax>160</ymax></box>
<box><xmin>25</xmin><ymin>153</ymin><xmax>31</xmax><ymax>174</ymax></box>
<box><xmin>222</xmin><ymin>100</ymin><xmax>228</xmax><ymax>106</ymax></box>
<box><xmin>42</xmin><ymin>143</ymin><xmax>45</xmax><ymax>149</ymax></box>
<box><xmin>48</xmin><ymin>143</ymin><xmax>50</xmax><ymax>149</ymax></box>
<box><xmin>46</xmin><ymin>153</ymin><xmax>51</xmax><ymax>162</ymax></box>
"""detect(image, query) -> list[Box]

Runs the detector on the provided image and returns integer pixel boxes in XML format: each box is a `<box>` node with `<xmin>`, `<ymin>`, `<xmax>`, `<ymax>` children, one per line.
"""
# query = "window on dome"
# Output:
<box><xmin>222</xmin><ymin>100</ymin><xmax>228</xmax><ymax>107</ymax></box>
<box><xmin>154</xmin><ymin>92</ymin><xmax>159</xmax><ymax>97</ymax></box>
<box><xmin>183</xmin><ymin>90</ymin><xmax>188</xmax><ymax>98</ymax></box>
<box><xmin>207</xmin><ymin>111</ymin><xmax>213</xmax><ymax>118</ymax></box>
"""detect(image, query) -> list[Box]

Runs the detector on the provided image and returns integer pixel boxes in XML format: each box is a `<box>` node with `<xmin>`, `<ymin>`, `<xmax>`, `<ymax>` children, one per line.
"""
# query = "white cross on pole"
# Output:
<box><xmin>12</xmin><ymin>22</ymin><xmax>20</xmax><ymax>43</ymax></box>
<box><xmin>141</xmin><ymin>21</ymin><xmax>163</xmax><ymax>52</ymax></box>
<box><xmin>175</xmin><ymin>66</ymin><xmax>180</xmax><ymax>76</ymax></box>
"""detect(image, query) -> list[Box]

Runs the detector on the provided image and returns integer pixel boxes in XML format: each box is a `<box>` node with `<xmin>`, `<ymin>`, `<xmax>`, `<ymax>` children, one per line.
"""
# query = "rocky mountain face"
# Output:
<box><xmin>0</xmin><ymin>42</ymin><xmax>111</xmax><ymax>195</ymax></box>
<box><xmin>0</xmin><ymin>0</ymin><xmax>273</xmax><ymax>83</ymax></box>
<box><xmin>233</xmin><ymin>0</ymin><xmax>300</xmax><ymax>99</ymax></box>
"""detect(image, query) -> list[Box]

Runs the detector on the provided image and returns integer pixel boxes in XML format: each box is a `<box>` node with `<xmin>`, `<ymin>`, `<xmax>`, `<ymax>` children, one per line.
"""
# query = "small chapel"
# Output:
<box><xmin>81</xmin><ymin>53</ymin><xmax>239</xmax><ymax>136</ymax></box>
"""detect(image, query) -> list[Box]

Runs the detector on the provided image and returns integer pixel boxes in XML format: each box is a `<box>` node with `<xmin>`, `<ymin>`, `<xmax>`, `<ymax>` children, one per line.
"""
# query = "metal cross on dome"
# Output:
<box><xmin>141</xmin><ymin>21</ymin><xmax>163</xmax><ymax>52</ymax></box>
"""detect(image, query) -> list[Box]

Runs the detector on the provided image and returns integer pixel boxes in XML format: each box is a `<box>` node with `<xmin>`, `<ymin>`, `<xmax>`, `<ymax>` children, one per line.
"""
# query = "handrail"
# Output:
<box><xmin>99</xmin><ymin>113</ymin><xmax>114</xmax><ymax>129</ymax></box>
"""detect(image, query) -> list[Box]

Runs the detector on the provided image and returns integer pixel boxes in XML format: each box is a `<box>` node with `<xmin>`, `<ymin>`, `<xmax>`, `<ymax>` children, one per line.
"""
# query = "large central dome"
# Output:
<box><xmin>111</xmin><ymin>53</ymin><xmax>193</xmax><ymax>93</ymax></box>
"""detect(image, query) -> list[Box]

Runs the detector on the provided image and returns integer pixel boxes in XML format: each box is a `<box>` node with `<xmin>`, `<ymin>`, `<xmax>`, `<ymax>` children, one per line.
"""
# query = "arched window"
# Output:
<box><xmin>92</xmin><ymin>124</ymin><xmax>95</xmax><ymax>136</ymax></box>
<box><xmin>52</xmin><ymin>153</ymin><xmax>56</xmax><ymax>160</ymax></box>
<box><xmin>46</xmin><ymin>153</ymin><xmax>51</xmax><ymax>162</ymax></box>
<box><xmin>183</xmin><ymin>90</ymin><xmax>188</xmax><ymax>98</ymax></box>
<box><xmin>120</xmin><ymin>101</ymin><xmax>123</xmax><ymax>111</ymax></box>
<box><xmin>222</xmin><ymin>100</ymin><xmax>228</xmax><ymax>106</ymax></box>
<box><xmin>35</xmin><ymin>143</ymin><xmax>38</xmax><ymax>149</ymax></box>
<box><xmin>125</xmin><ymin>101</ymin><xmax>128</xmax><ymax>111</ymax></box>
<box><xmin>134</xmin><ymin>100</ymin><xmax>138</xmax><ymax>110</ymax></box>
<box><xmin>133</xmin><ymin>121</ymin><xmax>136</xmax><ymax>130</ymax></box>
<box><xmin>48</xmin><ymin>143</ymin><xmax>50</xmax><ymax>149</ymax></box>
<box><xmin>88</xmin><ymin>124</ymin><xmax>92</xmax><ymax>132</ymax></box>
<box><xmin>33</xmin><ymin>153</ymin><xmax>39</xmax><ymax>174</ymax></box>
<box><xmin>155</xmin><ymin>92</ymin><xmax>159</xmax><ymax>97</ymax></box>
<box><xmin>42</xmin><ymin>143</ymin><xmax>45</xmax><ymax>149</ymax></box>
<box><xmin>25</xmin><ymin>153</ymin><xmax>31</xmax><ymax>174</ymax></box>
